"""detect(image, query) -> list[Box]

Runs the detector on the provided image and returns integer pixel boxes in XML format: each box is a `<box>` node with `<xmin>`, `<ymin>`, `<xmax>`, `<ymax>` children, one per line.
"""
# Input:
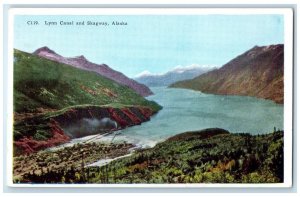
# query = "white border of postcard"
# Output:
<box><xmin>6</xmin><ymin>7</ymin><xmax>294</xmax><ymax>188</ymax></box>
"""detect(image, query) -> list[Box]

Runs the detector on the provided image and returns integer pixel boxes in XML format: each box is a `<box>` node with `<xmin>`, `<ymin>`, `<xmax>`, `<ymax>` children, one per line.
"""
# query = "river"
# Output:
<box><xmin>57</xmin><ymin>86</ymin><xmax>283</xmax><ymax>149</ymax></box>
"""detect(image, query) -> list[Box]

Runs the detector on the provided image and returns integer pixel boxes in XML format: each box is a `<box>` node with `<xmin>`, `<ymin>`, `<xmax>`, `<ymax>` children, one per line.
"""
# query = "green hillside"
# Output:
<box><xmin>14</xmin><ymin>49</ymin><xmax>161</xmax><ymax>114</ymax></box>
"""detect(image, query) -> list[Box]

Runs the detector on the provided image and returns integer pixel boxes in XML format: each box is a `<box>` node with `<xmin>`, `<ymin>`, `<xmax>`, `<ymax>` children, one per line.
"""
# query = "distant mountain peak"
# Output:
<box><xmin>246</xmin><ymin>44</ymin><xmax>283</xmax><ymax>58</ymax></box>
<box><xmin>171</xmin><ymin>64</ymin><xmax>216</xmax><ymax>74</ymax></box>
<box><xmin>135</xmin><ymin>70</ymin><xmax>155</xmax><ymax>78</ymax></box>
<box><xmin>74</xmin><ymin>55</ymin><xmax>87</xmax><ymax>61</ymax></box>
<box><xmin>101</xmin><ymin>64</ymin><xmax>109</xmax><ymax>68</ymax></box>
<box><xmin>262</xmin><ymin>44</ymin><xmax>282</xmax><ymax>51</ymax></box>
<box><xmin>135</xmin><ymin>64</ymin><xmax>216</xmax><ymax>87</ymax></box>
<box><xmin>34</xmin><ymin>46</ymin><xmax>57</xmax><ymax>55</ymax></box>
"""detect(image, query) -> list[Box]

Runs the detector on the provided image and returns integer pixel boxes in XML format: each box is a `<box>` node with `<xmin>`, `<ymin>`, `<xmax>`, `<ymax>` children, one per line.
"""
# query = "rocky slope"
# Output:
<box><xmin>14</xmin><ymin>105</ymin><xmax>156</xmax><ymax>155</ymax></box>
<box><xmin>170</xmin><ymin>44</ymin><xmax>284</xmax><ymax>104</ymax></box>
<box><xmin>33</xmin><ymin>47</ymin><xmax>153</xmax><ymax>97</ymax></box>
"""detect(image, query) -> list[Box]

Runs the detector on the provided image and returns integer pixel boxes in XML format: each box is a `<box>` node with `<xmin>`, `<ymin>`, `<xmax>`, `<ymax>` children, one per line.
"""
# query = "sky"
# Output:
<box><xmin>14</xmin><ymin>15</ymin><xmax>284</xmax><ymax>78</ymax></box>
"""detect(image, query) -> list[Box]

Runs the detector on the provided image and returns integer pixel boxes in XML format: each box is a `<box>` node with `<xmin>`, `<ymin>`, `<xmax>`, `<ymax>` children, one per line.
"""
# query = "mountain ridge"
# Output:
<box><xmin>33</xmin><ymin>46</ymin><xmax>153</xmax><ymax>97</ymax></box>
<box><xmin>170</xmin><ymin>44</ymin><xmax>284</xmax><ymax>104</ymax></box>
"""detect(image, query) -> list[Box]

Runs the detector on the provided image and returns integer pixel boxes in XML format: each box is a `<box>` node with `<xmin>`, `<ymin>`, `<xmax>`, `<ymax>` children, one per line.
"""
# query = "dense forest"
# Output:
<box><xmin>15</xmin><ymin>128</ymin><xmax>283</xmax><ymax>184</ymax></box>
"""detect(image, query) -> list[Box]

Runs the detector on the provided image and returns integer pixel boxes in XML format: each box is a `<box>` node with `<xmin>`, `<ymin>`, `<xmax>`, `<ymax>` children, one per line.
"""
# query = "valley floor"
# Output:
<box><xmin>13</xmin><ymin>141</ymin><xmax>134</xmax><ymax>183</ymax></box>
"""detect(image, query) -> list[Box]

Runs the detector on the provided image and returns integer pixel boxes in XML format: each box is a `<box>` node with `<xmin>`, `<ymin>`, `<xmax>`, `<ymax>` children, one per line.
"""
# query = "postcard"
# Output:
<box><xmin>5</xmin><ymin>7</ymin><xmax>293</xmax><ymax>187</ymax></box>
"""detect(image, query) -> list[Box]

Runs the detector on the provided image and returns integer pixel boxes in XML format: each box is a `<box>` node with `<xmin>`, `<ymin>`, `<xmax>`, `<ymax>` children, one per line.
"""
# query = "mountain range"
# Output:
<box><xmin>170</xmin><ymin>44</ymin><xmax>284</xmax><ymax>104</ymax></box>
<box><xmin>13</xmin><ymin>49</ymin><xmax>161</xmax><ymax>155</ymax></box>
<box><xmin>33</xmin><ymin>47</ymin><xmax>153</xmax><ymax>97</ymax></box>
<box><xmin>134</xmin><ymin>64</ymin><xmax>216</xmax><ymax>87</ymax></box>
